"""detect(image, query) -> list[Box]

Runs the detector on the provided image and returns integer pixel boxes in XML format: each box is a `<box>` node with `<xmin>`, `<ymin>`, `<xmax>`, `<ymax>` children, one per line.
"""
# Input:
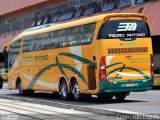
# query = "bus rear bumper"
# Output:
<box><xmin>98</xmin><ymin>79</ymin><xmax>153</xmax><ymax>93</ymax></box>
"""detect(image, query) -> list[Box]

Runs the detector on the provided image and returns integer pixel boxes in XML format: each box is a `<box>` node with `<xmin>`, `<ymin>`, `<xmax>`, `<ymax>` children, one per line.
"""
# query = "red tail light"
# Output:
<box><xmin>150</xmin><ymin>54</ymin><xmax>154</xmax><ymax>79</ymax></box>
<box><xmin>99</xmin><ymin>56</ymin><xmax>107</xmax><ymax>81</ymax></box>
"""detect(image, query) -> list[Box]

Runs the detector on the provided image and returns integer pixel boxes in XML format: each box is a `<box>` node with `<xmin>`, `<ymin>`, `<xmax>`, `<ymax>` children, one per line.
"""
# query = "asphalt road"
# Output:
<box><xmin>1</xmin><ymin>82</ymin><xmax>160</xmax><ymax>119</ymax></box>
<box><xmin>0</xmin><ymin>98</ymin><xmax>118</xmax><ymax>120</ymax></box>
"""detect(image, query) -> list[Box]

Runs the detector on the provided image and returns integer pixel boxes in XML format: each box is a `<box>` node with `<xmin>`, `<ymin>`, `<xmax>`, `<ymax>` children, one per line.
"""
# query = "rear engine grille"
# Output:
<box><xmin>108</xmin><ymin>47</ymin><xmax>148</xmax><ymax>54</ymax></box>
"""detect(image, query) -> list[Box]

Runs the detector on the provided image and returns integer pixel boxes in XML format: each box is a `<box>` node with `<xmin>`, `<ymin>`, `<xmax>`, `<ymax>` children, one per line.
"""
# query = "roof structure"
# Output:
<box><xmin>0</xmin><ymin>0</ymin><xmax>47</xmax><ymax>16</ymax></box>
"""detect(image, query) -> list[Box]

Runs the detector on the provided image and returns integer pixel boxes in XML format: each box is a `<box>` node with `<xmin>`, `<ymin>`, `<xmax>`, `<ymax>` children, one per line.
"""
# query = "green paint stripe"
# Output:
<box><xmin>106</xmin><ymin>66</ymin><xmax>150</xmax><ymax>80</ymax></box>
<box><xmin>106</xmin><ymin>62</ymin><xmax>150</xmax><ymax>80</ymax></box>
<box><xmin>106</xmin><ymin>62</ymin><xmax>125</xmax><ymax>77</ymax></box>
<box><xmin>106</xmin><ymin>62</ymin><xmax>124</xmax><ymax>68</ymax></box>
<box><xmin>27</xmin><ymin>63</ymin><xmax>87</xmax><ymax>89</ymax></box>
<box><xmin>27</xmin><ymin>52</ymin><xmax>96</xmax><ymax>89</ymax></box>
<box><xmin>58</xmin><ymin>52</ymin><xmax>96</xmax><ymax>67</ymax></box>
<box><xmin>124</xmin><ymin>67</ymin><xmax>150</xmax><ymax>80</ymax></box>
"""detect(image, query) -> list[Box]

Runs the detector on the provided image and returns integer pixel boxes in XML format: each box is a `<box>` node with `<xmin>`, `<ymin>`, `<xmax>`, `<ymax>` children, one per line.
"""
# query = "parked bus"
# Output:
<box><xmin>3</xmin><ymin>13</ymin><xmax>153</xmax><ymax>101</ymax></box>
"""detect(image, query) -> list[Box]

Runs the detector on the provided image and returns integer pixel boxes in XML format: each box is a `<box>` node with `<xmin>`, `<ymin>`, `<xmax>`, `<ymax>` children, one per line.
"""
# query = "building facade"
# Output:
<box><xmin>0</xmin><ymin>0</ymin><xmax>159</xmax><ymax>65</ymax></box>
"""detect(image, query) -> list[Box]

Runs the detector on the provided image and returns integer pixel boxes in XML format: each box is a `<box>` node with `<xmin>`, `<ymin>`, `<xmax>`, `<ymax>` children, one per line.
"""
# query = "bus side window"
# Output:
<box><xmin>52</xmin><ymin>29</ymin><xmax>66</xmax><ymax>48</ymax></box>
<box><xmin>50</xmin><ymin>31</ymin><xmax>57</xmax><ymax>49</ymax></box>
<box><xmin>23</xmin><ymin>36</ymin><xmax>35</xmax><ymax>52</ymax></box>
<box><xmin>66</xmin><ymin>26</ymin><xmax>80</xmax><ymax>47</ymax></box>
<box><xmin>80</xmin><ymin>23</ymin><xmax>96</xmax><ymax>45</ymax></box>
<box><xmin>8</xmin><ymin>40</ymin><xmax>21</xmax><ymax>70</ymax></box>
<box><xmin>35</xmin><ymin>33</ymin><xmax>49</xmax><ymax>51</ymax></box>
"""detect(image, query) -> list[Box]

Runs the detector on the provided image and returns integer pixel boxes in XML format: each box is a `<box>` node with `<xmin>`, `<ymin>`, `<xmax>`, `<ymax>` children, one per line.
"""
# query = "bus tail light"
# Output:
<box><xmin>150</xmin><ymin>54</ymin><xmax>154</xmax><ymax>79</ymax></box>
<box><xmin>99</xmin><ymin>56</ymin><xmax>107</xmax><ymax>81</ymax></box>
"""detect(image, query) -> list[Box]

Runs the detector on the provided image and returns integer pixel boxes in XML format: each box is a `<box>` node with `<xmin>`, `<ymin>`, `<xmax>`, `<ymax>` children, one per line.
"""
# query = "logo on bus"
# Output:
<box><xmin>117</xmin><ymin>23</ymin><xmax>137</xmax><ymax>32</ymax></box>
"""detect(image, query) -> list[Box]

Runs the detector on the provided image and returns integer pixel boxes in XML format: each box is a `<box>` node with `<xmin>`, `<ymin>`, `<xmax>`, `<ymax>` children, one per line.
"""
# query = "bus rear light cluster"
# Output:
<box><xmin>99</xmin><ymin>56</ymin><xmax>107</xmax><ymax>81</ymax></box>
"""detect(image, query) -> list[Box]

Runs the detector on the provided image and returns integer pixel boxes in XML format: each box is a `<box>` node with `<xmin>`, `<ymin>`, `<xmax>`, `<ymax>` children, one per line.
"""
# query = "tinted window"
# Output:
<box><xmin>80</xmin><ymin>23</ymin><xmax>96</xmax><ymax>44</ymax></box>
<box><xmin>35</xmin><ymin>33</ymin><xmax>49</xmax><ymax>51</ymax></box>
<box><xmin>65</xmin><ymin>27</ymin><xmax>80</xmax><ymax>47</ymax></box>
<box><xmin>8</xmin><ymin>40</ymin><xmax>21</xmax><ymax>70</ymax></box>
<box><xmin>22</xmin><ymin>36</ymin><xmax>35</xmax><ymax>52</ymax></box>
<box><xmin>49</xmin><ymin>23</ymin><xmax>96</xmax><ymax>48</ymax></box>
<box><xmin>98</xmin><ymin>20</ymin><xmax>150</xmax><ymax>41</ymax></box>
<box><xmin>50</xmin><ymin>29</ymin><xmax>66</xmax><ymax>48</ymax></box>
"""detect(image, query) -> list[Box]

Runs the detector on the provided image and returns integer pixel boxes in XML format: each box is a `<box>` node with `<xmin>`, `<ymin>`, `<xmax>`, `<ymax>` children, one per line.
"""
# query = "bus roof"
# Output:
<box><xmin>4</xmin><ymin>13</ymin><xmax>146</xmax><ymax>46</ymax></box>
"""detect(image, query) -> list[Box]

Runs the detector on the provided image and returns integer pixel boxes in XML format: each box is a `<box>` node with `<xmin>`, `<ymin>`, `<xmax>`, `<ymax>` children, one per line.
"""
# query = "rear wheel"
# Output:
<box><xmin>71</xmin><ymin>80</ymin><xmax>81</xmax><ymax>101</ymax></box>
<box><xmin>18</xmin><ymin>80</ymin><xmax>26</xmax><ymax>95</ymax></box>
<box><xmin>71</xmin><ymin>80</ymin><xmax>91</xmax><ymax>101</ymax></box>
<box><xmin>60</xmin><ymin>80</ymin><xmax>70</xmax><ymax>100</ymax></box>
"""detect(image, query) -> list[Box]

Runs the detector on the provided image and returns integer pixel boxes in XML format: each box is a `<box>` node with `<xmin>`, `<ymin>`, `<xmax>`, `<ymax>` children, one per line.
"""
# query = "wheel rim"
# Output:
<box><xmin>18</xmin><ymin>83</ymin><xmax>23</xmax><ymax>94</ymax></box>
<box><xmin>61</xmin><ymin>83</ymin><xmax>67</xmax><ymax>97</ymax></box>
<box><xmin>72</xmin><ymin>83</ymin><xmax>80</xmax><ymax>98</ymax></box>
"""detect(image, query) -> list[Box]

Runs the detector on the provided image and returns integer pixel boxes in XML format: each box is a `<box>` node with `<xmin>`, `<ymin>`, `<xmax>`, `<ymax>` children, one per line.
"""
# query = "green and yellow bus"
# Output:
<box><xmin>3</xmin><ymin>13</ymin><xmax>153</xmax><ymax>101</ymax></box>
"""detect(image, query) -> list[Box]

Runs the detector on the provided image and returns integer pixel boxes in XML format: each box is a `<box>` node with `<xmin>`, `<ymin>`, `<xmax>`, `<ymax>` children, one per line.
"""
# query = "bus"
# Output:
<box><xmin>3</xmin><ymin>13</ymin><xmax>153</xmax><ymax>101</ymax></box>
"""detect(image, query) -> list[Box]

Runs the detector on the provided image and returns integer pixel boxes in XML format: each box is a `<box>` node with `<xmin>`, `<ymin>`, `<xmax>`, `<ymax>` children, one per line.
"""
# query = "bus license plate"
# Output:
<box><xmin>126</xmin><ymin>83</ymin><xmax>135</xmax><ymax>87</ymax></box>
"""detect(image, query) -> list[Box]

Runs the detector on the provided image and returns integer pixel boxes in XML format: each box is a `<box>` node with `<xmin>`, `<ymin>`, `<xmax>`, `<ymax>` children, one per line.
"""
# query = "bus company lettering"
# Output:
<box><xmin>109</xmin><ymin>33</ymin><xmax>146</xmax><ymax>38</ymax></box>
<box><xmin>34</xmin><ymin>55</ymin><xmax>48</xmax><ymax>61</ymax></box>
<box><xmin>23</xmin><ymin>55</ymin><xmax>48</xmax><ymax>62</ymax></box>
<box><xmin>109</xmin><ymin>34</ymin><xmax>125</xmax><ymax>38</ymax></box>
<box><xmin>127</xmin><ymin>33</ymin><xmax>146</xmax><ymax>37</ymax></box>
<box><xmin>23</xmin><ymin>56</ymin><xmax>33</xmax><ymax>62</ymax></box>
<box><xmin>60</xmin><ymin>38</ymin><xmax>91</xmax><ymax>46</ymax></box>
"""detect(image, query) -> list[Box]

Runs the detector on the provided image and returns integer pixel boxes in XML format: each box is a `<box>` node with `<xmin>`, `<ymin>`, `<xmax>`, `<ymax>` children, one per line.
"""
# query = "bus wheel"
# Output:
<box><xmin>115</xmin><ymin>93</ymin><xmax>127</xmax><ymax>102</ymax></box>
<box><xmin>18</xmin><ymin>81</ymin><xmax>26</xmax><ymax>95</ymax></box>
<box><xmin>60</xmin><ymin>80</ymin><xmax>70</xmax><ymax>100</ymax></box>
<box><xmin>71</xmin><ymin>80</ymin><xmax>81</xmax><ymax>101</ymax></box>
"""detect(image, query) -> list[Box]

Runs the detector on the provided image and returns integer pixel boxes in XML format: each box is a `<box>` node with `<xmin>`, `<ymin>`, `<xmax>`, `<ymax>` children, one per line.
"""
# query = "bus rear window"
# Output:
<box><xmin>98</xmin><ymin>20</ymin><xmax>150</xmax><ymax>41</ymax></box>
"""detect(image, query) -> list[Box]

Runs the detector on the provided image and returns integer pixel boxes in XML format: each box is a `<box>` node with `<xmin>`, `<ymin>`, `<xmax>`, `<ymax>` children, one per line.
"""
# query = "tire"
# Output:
<box><xmin>115</xmin><ymin>93</ymin><xmax>127</xmax><ymax>102</ymax></box>
<box><xmin>60</xmin><ymin>80</ymin><xmax>70</xmax><ymax>100</ymax></box>
<box><xmin>0</xmin><ymin>78</ymin><xmax>3</xmax><ymax>89</ymax></box>
<box><xmin>97</xmin><ymin>93</ymin><xmax>113</xmax><ymax>101</ymax></box>
<box><xmin>18</xmin><ymin>81</ymin><xmax>26</xmax><ymax>95</ymax></box>
<box><xmin>71</xmin><ymin>80</ymin><xmax>81</xmax><ymax>101</ymax></box>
